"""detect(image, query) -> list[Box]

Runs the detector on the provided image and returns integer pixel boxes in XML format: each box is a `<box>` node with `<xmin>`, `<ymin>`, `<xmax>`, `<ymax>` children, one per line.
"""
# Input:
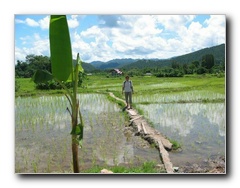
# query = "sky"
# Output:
<box><xmin>15</xmin><ymin>14</ymin><xmax>226</xmax><ymax>64</ymax></box>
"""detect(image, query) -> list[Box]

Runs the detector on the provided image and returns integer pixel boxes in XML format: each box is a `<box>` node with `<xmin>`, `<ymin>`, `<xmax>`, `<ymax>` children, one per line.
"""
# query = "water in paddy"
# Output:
<box><xmin>15</xmin><ymin>94</ymin><xmax>161</xmax><ymax>173</ymax></box>
<box><xmin>136</xmin><ymin>102</ymin><xmax>226</xmax><ymax>168</ymax></box>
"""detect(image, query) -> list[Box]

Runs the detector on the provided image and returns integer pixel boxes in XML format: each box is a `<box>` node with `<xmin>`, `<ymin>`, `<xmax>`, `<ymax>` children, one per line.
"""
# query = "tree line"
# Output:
<box><xmin>15</xmin><ymin>53</ymin><xmax>225</xmax><ymax>90</ymax></box>
<box><xmin>120</xmin><ymin>54</ymin><xmax>225</xmax><ymax>78</ymax></box>
<box><xmin>15</xmin><ymin>54</ymin><xmax>85</xmax><ymax>90</ymax></box>
<box><xmin>15</xmin><ymin>54</ymin><xmax>51</xmax><ymax>78</ymax></box>
<box><xmin>155</xmin><ymin>53</ymin><xmax>224</xmax><ymax>77</ymax></box>
<box><xmin>15</xmin><ymin>53</ymin><xmax>225</xmax><ymax>79</ymax></box>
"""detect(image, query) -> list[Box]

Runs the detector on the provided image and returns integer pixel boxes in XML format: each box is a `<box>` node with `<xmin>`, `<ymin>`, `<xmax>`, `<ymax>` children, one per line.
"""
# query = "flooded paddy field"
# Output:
<box><xmin>15</xmin><ymin>76</ymin><xmax>226</xmax><ymax>173</ymax></box>
<box><xmin>135</xmin><ymin>90</ymin><xmax>226</xmax><ymax>172</ymax></box>
<box><xmin>15</xmin><ymin>94</ymin><xmax>162</xmax><ymax>173</ymax></box>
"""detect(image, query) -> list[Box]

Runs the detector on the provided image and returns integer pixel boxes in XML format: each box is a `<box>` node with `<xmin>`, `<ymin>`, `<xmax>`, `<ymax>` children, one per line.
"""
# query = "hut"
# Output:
<box><xmin>110</xmin><ymin>69</ymin><xmax>123</xmax><ymax>76</ymax></box>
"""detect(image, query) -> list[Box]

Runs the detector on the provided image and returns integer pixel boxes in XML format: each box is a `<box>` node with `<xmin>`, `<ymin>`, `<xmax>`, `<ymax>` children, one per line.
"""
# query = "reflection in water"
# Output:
<box><xmin>136</xmin><ymin>102</ymin><xmax>226</xmax><ymax>166</ymax></box>
<box><xmin>137</xmin><ymin>103</ymin><xmax>225</xmax><ymax>137</ymax></box>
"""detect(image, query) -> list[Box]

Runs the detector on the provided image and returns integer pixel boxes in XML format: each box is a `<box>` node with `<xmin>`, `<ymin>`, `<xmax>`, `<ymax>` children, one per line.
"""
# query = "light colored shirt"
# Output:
<box><xmin>123</xmin><ymin>80</ymin><xmax>133</xmax><ymax>92</ymax></box>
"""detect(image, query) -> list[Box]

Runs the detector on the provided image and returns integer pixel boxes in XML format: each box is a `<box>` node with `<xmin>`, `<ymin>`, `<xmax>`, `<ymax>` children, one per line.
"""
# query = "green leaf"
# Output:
<box><xmin>67</xmin><ymin>54</ymin><xmax>84</xmax><ymax>82</ymax></box>
<box><xmin>76</xmin><ymin>54</ymin><xmax>84</xmax><ymax>73</ymax></box>
<box><xmin>78</xmin><ymin>123</ymin><xmax>84</xmax><ymax>139</ymax></box>
<box><xmin>31</xmin><ymin>70</ymin><xmax>53</xmax><ymax>84</ymax></box>
<box><xmin>70</xmin><ymin>123</ymin><xmax>83</xmax><ymax>136</ymax></box>
<box><xmin>49</xmin><ymin>15</ymin><xmax>73</xmax><ymax>82</ymax></box>
<box><xmin>75</xmin><ymin>124</ymin><xmax>81</xmax><ymax>135</ymax></box>
<box><xmin>77</xmin><ymin>123</ymin><xmax>84</xmax><ymax>148</ymax></box>
<box><xmin>78</xmin><ymin>138</ymin><xmax>83</xmax><ymax>148</ymax></box>
<box><xmin>70</xmin><ymin>123</ymin><xmax>84</xmax><ymax>147</ymax></box>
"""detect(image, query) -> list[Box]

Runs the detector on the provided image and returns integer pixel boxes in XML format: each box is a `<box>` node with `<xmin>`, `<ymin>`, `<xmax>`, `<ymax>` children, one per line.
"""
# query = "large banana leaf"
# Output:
<box><xmin>49</xmin><ymin>15</ymin><xmax>73</xmax><ymax>82</ymax></box>
<box><xmin>32</xmin><ymin>70</ymin><xmax>53</xmax><ymax>83</ymax></box>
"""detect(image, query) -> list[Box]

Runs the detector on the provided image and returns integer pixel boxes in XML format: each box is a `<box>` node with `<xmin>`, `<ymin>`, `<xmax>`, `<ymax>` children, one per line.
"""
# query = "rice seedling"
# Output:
<box><xmin>134</xmin><ymin>90</ymin><xmax>225</xmax><ymax>104</ymax></box>
<box><xmin>16</xmin><ymin>93</ymin><xmax>160</xmax><ymax>173</ymax></box>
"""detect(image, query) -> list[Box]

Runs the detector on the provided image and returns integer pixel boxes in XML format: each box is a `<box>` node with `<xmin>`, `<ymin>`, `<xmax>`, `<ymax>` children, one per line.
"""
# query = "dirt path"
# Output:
<box><xmin>109</xmin><ymin>92</ymin><xmax>174</xmax><ymax>173</ymax></box>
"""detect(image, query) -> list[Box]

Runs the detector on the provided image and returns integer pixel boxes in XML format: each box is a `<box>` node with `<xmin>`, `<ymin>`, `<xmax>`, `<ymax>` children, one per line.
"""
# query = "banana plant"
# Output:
<box><xmin>32</xmin><ymin>15</ymin><xmax>83</xmax><ymax>173</ymax></box>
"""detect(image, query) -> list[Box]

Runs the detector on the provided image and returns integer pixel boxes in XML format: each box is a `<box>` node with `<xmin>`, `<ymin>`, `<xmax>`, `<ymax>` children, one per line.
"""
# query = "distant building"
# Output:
<box><xmin>145</xmin><ymin>73</ymin><xmax>152</xmax><ymax>76</ymax></box>
<box><xmin>110</xmin><ymin>69</ymin><xmax>123</xmax><ymax>76</ymax></box>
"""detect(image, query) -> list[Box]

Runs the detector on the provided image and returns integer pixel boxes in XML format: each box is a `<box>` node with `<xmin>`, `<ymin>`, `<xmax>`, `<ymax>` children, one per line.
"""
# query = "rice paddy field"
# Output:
<box><xmin>15</xmin><ymin>74</ymin><xmax>226</xmax><ymax>173</ymax></box>
<box><xmin>15</xmin><ymin>94</ymin><xmax>162</xmax><ymax>173</ymax></box>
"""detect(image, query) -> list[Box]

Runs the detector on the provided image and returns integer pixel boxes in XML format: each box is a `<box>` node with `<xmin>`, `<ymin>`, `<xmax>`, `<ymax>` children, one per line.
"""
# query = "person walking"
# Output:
<box><xmin>122</xmin><ymin>75</ymin><xmax>134</xmax><ymax>109</ymax></box>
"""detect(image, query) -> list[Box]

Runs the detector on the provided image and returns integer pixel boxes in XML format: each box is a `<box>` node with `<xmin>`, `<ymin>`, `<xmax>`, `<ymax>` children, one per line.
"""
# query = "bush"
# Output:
<box><xmin>35</xmin><ymin>80</ymin><xmax>72</xmax><ymax>90</ymax></box>
<box><xmin>155</xmin><ymin>69</ymin><xmax>184</xmax><ymax>77</ymax></box>
<box><xmin>35</xmin><ymin>72</ymin><xmax>86</xmax><ymax>90</ymax></box>
<box><xmin>196</xmin><ymin>67</ymin><xmax>208</xmax><ymax>74</ymax></box>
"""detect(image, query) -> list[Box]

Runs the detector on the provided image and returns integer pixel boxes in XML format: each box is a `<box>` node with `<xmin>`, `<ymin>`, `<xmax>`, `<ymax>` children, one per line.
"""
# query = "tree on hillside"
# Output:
<box><xmin>192</xmin><ymin>61</ymin><xmax>200</xmax><ymax>68</ymax></box>
<box><xmin>182</xmin><ymin>63</ymin><xmax>193</xmax><ymax>74</ymax></box>
<box><xmin>196</xmin><ymin>66</ymin><xmax>208</xmax><ymax>74</ymax></box>
<box><xmin>171</xmin><ymin>61</ymin><xmax>180</xmax><ymax>69</ymax></box>
<box><xmin>15</xmin><ymin>55</ymin><xmax>51</xmax><ymax>78</ymax></box>
<box><xmin>201</xmin><ymin>54</ymin><xmax>214</xmax><ymax>70</ymax></box>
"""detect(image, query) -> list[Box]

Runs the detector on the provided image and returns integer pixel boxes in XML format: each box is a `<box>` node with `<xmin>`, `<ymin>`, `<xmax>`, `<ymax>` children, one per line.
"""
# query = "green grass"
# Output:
<box><xmin>169</xmin><ymin>139</ymin><xmax>182</xmax><ymax>150</ymax></box>
<box><xmin>82</xmin><ymin>161</ymin><xmax>166</xmax><ymax>173</ymax></box>
<box><xmin>15</xmin><ymin>74</ymin><xmax>225</xmax><ymax>98</ymax></box>
<box><xmin>15</xmin><ymin>78</ymin><xmax>66</xmax><ymax>97</ymax></box>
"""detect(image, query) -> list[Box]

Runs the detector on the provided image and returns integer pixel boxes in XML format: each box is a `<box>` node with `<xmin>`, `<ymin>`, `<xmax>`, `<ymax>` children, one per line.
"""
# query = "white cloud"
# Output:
<box><xmin>32</xmin><ymin>35</ymin><xmax>49</xmax><ymax>54</ymax></box>
<box><xmin>71</xmin><ymin>32</ymin><xmax>92</xmax><ymax>60</ymax></box>
<box><xmin>39</xmin><ymin>16</ymin><xmax>49</xmax><ymax>30</ymax></box>
<box><xmin>15</xmin><ymin>47</ymin><xmax>27</xmax><ymax>63</ymax></box>
<box><xmin>15</xmin><ymin>14</ymin><xmax>226</xmax><ymax>63</ymax></box>
<box><xmin>155</xmin><ymin>15</ymin><xmax>195</xmax><ymax>31</ymax></box>
<box><xmin>204</xmin><ymin>15</ymin><xmax>226</xmax><ymax>44</ymax></box>
<box><xmin>81</xmin><ymin>25</ymin><xmax>101</xmax><ymax>38</ymax></box>
<box><xmin>71</xmin><ymin>15</ymin><xmax>225</xmax><ymax>62</ymax></box>
<box><xmin>175</xmin><ymin>15</ymin><xmax>226</xmax><ymax>53</ymax></box>
<box><xmin>16</xmin><ymin>16</ymin><xmax>49</xmax><ymax>30</ymax></box>
<box><xmin>15</xmin><ymin>19</ymin><xmax>24</xmax><ymax>24</ymax></box>
<box><xmin>98</xmin><ymin>16</ymin><xmax>152</xmax><ymax>54</ymax></box>
<box><xmin>71</xmin><ymin>25</ymin><xmax>115</xmax><ymax>62</ymax></box>
<box><xmin>25</xmin><ymin>18</ymin><xmax>39</xmax><ymax>27</ymax></box>
<box><xmin>15</xmin><ymin>33</ymin><xmax>49</xmax><ymax>63</ymax></box>
<box><xmin>19</xmin><ymin>35</ymin><xmax>31</xmax><ymax>45</ymax></box>
<box><xmin>68</xmin><ymin>15</ymin><xmax>79</xmax><ymax>28</ymax></box>
<box><xmin>132</xmin><ymin>15</ymin><xmax>162</xmax><ymax>35</ymax></box>
<box><xmin>105</xmin><ymin>15</ymin><xmax>167</xmax><ymax>59</ymax></box>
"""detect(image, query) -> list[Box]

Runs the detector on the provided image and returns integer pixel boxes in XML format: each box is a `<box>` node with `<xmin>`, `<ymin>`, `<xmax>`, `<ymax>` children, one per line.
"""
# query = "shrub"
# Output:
<box><xmin>35</xmin><ymin>80</ymin><xmax>72</xmax><ymax>90</ymax></box>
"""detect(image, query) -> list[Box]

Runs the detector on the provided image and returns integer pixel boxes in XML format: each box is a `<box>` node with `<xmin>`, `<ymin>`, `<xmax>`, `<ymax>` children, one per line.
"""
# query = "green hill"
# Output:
<box><xmin>90</xmin><ymin>58</ymin><xmax>138</xmax><ymax>70</ymax></box>
<box><xmin>72</xmin><ymin>59</ymin><xmax>96</xmax><ymax>72</ymax></box>
<box><xmin>120</xmin><ymin>44</ymin><xmax>225</xmax><ymax>70</ymax></box>
<box><xmin>170</xmin><ymin>43</ymin><xmax>225</xmax><ymax>65</ymax></box>
<box><xmin>82</xmin><ymin>62</ymin><xmax>96</xmax><ymax>72</ymax></box>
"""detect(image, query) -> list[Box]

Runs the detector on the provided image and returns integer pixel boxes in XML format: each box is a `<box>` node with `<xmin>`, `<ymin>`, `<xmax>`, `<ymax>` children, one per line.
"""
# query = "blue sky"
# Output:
<box><xmin>15</xmin><ymin>14</ymin><xmax>226</xmax><ymax>63</ymax></box>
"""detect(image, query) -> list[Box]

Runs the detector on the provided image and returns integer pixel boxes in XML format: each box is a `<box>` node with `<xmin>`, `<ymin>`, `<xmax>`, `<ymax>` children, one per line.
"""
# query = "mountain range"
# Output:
<box><xmin>82</xmin><ymin>43</ymin><xmax>225</xmax><ymax>71</ymax></box>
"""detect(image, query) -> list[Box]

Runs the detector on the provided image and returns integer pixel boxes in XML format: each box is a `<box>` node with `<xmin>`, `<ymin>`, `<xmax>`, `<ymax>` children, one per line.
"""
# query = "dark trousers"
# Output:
<box><xmin>125</xmin><ymin>92</ymin><xmax>132</xmax><ymax>106</ymax></box>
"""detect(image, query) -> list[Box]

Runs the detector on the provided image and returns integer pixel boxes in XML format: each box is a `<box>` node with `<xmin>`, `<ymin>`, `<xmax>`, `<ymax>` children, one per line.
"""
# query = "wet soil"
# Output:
<box><xmin>176</xmin><ymin>155</ymin><xmax>225</xmax><ymax>173</ymax></box>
